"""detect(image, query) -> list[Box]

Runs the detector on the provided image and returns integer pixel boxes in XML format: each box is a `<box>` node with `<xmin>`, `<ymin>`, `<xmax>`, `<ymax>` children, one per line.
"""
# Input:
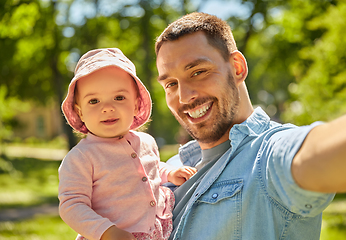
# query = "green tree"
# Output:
<box><xmin>60</xmin><ymin>0</ymin><xmax>194</xmax><ymax>145</ymax></box>
<box><xmin>4</xmin><ymin>0</ymin><xmax>342</xmax><ymax>148</ymax></box>
<box><xmin>0</xmin><ymin>0</ymin><xmax>77</xmax><ymax>148</ymax></box>
<box><xmin>282</xmin><ymin>0</ymin><xmax>346</xmax><ymax>125</ymax></box>
<box><xmin>229</xmin><ymin>0</ymin><xmax>337</xmax><ymax>121</ymax></box>
<box><xmin>0</xmin><ymin>0</ymin><xmax>195</xmax><ymax>147</ymax></box>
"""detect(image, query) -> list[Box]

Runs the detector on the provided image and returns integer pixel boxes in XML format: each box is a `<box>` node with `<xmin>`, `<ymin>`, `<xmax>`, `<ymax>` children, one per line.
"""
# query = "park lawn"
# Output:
<box><xmin>0</xmin><ymin>156</ymin><xmax>60</xmax><ymax>210</ymax></box>
<box><xmin>0</xmin><ymin>144</ymin><xmax>178</xmax><ymax>209</ymax></box>
<box><xmin>0</xmin><ymin>215</ymin><xmax>76</xmax><ymax>239</ymax></box>
<box><xmin>321</xmin><ymin>195</ymin><xmax>346</xmax><ymax>240</ymax></box>
<box><xmin>0</xmin><ymin>151</ymin><xmax>345</xmax><ymax>239</ymax></box>
<box><xmin>0</xmin><ymin>207</ymin><xmax>344</xmax><ymax>240</ymax></box>
<box><xmin>321</xmin><ymin>214</ymin><xmax>346</xmax><ymax>240</ymax></box>
<box><xmin>0</xmin><ymin>211</ymin><xmax>345</xmax><ymax>239</ymax></box>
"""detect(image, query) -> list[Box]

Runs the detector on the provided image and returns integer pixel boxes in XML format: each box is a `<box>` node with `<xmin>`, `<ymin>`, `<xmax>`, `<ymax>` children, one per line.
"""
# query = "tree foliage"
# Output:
<box><xmin>0</xmin><ymin>0</ymin><xmax>193</xmax><ymax>147</ymax></box>
<box><xmin>282</xmin><ymin>0</ymin><xmax>346</xmax><ymax>125</ymax></box>
<box><xmin>1</xmin><ymin>0</ymin><xmax>346</xmax><ymax>148</ymax></box>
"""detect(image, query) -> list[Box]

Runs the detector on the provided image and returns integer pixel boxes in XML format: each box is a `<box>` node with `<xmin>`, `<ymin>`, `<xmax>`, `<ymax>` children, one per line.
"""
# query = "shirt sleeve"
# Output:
<box><xmin>58</xmin><ymin>148</ymin><xmax>114</xmax><ymax>240</ymax></box>
<box><xmin>158</xmin><ymin>161</ymin><xmax>178</xmax><ymax>184</ymax></box>
<box><xmin>142</xmin><ymin>132</ymin><xmax>178</xmax><ymax>184</ymax></box>
<box><xmin>266</xmin><ymin>122</ymin><xmax>335</xmax><ymax>217</ymax></box>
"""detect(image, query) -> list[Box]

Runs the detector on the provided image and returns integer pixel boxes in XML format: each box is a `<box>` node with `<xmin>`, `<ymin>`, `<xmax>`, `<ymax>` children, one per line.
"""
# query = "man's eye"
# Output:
<box><xmin>89</xmin><ymin>99</ymin><xmax>99</xmax><ymax>104</ymax></box>
<box><xmin>192</xmin><ymin>71</ymin><xmax>203</xmax><ymax>77</ymax></box>
<box><xmin>115</xmin><ymin>96</ymin><xmax>125</xmax><ymax>101</ymax></box>
<box><xmin>166</xmin><ymin>82</ymin><xmax>177</xmax><ymax>89</ymax></box>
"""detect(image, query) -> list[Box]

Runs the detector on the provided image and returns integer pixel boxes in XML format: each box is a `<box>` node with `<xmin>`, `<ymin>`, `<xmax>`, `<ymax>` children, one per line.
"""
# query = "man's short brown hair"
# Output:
<box><xmin>155</xmin><ymin>12</ymin><xmax>237</xmax><ymax>61</ymax></box>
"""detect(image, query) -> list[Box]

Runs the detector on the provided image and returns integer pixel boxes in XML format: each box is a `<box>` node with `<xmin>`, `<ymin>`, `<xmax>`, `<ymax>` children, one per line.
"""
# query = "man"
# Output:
<box><xmin>155</xmin><ymin>12</ymin><xmax>345</xmax><ymax>240</ymax></box>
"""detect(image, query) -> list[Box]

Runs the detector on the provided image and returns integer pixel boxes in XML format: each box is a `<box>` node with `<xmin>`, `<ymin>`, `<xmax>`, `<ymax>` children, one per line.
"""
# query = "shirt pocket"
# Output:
<box><xmin>182</xmin><ymin>179</ymin><xmax>243</xmax><ymax>240</ymax></box>
<box><xmin>197</xmin><ymin>179</ymin><xmax>243</xmax><ymax>204</ymax></box>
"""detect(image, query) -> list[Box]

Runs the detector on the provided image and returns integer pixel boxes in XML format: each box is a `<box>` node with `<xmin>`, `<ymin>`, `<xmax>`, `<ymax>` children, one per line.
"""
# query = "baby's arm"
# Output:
<box><xmin>167</xmin><ymin>166</ymin><xmax>197</xmax><ymax>186</ymax></box>
<box><xmin>100</xmin><ymin>226</ymin><xmax>136</xmax><ymax>240</ymax></box>
<box><xmin>150</xmin><ymin>134</ymin><xmax>196</xmax><ymax>186</ymax></box>
<box><xmin>59</xmin><ymin>149</ymin><xmax>114</xmax><ymax>240</ymax></box>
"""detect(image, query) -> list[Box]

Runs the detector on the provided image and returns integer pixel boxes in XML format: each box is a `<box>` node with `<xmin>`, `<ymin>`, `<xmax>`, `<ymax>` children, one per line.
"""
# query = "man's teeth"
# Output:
<box><xmin>188</xmin><ymin>104</ymin><xmax>210</xmax><ymax>118</ymax></box>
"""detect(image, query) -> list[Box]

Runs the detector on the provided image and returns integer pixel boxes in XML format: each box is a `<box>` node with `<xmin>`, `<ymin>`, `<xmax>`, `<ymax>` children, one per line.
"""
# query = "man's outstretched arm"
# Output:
<box><xmin>292</xmin><ymin>114</ymin><xmax>346</xmax><ymax>193</ymax></box>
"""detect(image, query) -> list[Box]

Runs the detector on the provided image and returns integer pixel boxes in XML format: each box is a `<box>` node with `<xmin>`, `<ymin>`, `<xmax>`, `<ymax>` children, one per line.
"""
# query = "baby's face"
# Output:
<box><xmin>75</xmin><ymin>66</ymin><xmax>138</xmax><ymax>138</ymax></box>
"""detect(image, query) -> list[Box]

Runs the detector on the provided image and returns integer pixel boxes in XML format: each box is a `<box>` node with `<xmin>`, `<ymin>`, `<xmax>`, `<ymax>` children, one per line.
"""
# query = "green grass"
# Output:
<box><xmin>321</xmin><ymin>195</ymin><xmax>346</xmax><ymax>240</ymax></box>
<box><xmin>0</xmin><ymin>155</ymin><xmax>74</xmax><ymax>239</ymax></box>
<box><xmin>0</xmin><ymin>215</ymin><xmax>77</xmax><ymax>239</ymax></box>
<box><xmin>1</xmin><ymin>150</ymin><xmax>346</xmax><ymax>239</ymax></box>
<box><xmin>5</xmin><ymin>136</ymin><xmax>68</xmax><ymax>150</ymax></box>
<box><xmin>0</xmin><ymin>211</ymin><xmax>342</xmax><ymax>239</ymax></box>
<box><xmin>321</xmin><ymin>214</ymin><xmax>346</xmax><ymax>240</ymax></box>
<box><xmin>0</xmin><ymin>155</ymin><xmax>60</xmax><ymax>209</ymax></box>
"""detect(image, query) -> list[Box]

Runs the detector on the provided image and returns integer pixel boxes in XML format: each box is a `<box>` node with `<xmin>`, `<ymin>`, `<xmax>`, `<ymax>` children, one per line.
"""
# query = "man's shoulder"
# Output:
<box><xmin>179</xmin><ymin>140</ymin><xmax>200</xmax><ymax>152</ymax></box>
<box><xmin>179</xmin><ymin>140</ymin><xmax>202</xmax><ymax>166</ymax></box>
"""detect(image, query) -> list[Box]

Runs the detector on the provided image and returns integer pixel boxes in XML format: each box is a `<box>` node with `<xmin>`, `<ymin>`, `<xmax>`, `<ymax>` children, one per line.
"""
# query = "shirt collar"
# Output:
<box><xmin>179</xmin><ymin>107</ymin><xmax>270</xmax><ymax>165</ymax></box>
<box><xmin>86</xmin><ymin>131</ymin><xmax>132</xmax><ymax>142</ymax></box>
<box><xmin>230</xmin><ymin>107</ymin><xmax>270</xmax><ymax>138</ymax></box>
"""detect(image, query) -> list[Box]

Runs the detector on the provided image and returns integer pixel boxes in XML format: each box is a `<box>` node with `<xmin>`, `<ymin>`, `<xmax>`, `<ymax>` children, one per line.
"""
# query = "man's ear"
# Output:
<box><xmin>229</xmin><ymin>50</ymin><xmax>248</xmax><ymax>86</ymax></box>
<box><xmin>74</xmin><ymin>104</ymin><xmax>84</xmax><ymax>122</ymax></box>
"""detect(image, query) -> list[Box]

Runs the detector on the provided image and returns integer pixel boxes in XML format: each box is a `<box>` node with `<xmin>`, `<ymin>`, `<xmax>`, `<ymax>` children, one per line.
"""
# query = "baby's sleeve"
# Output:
<box><xmin>58</xmin><ymin>148</ymin><xmax>114</xmax><ymax>240</ymax></box>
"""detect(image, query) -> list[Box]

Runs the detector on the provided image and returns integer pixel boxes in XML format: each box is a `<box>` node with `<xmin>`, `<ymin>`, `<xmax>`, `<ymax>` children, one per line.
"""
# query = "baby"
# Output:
<box><xmin>58</xmin><ymin>48</ymin><xmax>196</xmax><ymax>240</ymax></box>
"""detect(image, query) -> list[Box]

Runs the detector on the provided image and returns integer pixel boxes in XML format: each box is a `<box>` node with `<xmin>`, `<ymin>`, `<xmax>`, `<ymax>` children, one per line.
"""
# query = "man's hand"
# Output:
<box><xmin>167</xmin><ymin>166</ymin><xmax>197</xmax><ymax>186</ymax></box>
<box><xmin>100</xmin><ymin>226</ymin><xmax>136</xmax><ymax>240</ymax></box>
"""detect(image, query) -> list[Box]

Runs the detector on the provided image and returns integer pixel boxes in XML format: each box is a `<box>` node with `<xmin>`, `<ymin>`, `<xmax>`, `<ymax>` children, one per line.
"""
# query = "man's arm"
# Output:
<box><xmin>292</xmin><ymin>115</ymin><xmax>346</xmax><ymax>193</ymax></box>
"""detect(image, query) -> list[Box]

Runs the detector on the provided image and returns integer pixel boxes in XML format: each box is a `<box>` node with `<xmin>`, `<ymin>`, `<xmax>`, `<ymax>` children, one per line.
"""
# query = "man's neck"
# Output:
<box><xmin>198</xmin><ymin>130</ymin><xmax>231</xmax><ymax>150</ymax></box>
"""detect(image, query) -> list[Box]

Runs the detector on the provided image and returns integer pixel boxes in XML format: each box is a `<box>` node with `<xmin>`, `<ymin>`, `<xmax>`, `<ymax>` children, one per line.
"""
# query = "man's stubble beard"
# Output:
<box><xmin>173</xmin><ymin>73</ymin><xmax>240</xmax><ymax>144</ymax></box>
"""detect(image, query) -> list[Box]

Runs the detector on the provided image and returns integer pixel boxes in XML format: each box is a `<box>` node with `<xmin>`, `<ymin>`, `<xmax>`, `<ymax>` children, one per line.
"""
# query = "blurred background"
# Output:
<box><xmin>0</xmin><ymin>0</ymin><xmax>346</xmax><ymax>239</ymax></box>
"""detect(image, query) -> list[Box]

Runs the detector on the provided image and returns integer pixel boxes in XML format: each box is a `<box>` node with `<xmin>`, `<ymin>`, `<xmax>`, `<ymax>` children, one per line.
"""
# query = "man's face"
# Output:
<box><xmin>156</xmin><ymin>32</ymin><xmax>240</xmax><ymax>149</ymax></box>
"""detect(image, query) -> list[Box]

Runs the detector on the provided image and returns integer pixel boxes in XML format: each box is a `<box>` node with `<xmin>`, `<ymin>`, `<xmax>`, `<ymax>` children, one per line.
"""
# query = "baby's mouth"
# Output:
<box><xmin>101</xmin><ymin>118</ymin><xmax>118</xmax><ymax>124</ymax></box>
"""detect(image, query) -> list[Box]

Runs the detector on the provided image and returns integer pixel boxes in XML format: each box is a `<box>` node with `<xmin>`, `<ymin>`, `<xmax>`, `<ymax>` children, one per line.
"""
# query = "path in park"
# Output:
<box><xmin>0</xmin><ymin>146</ymin><xmax>63</xmax><ymax>222</ymax></box>
<box><xmin>1</xmin><ymin>199</ymin><xmax>346</xmax><ymax>223</ymax></box>
<box><xmin>0</xmin><ymin>203</ymin><xmax>59</xmax><ymax>222</ymax></box>
<box><xmin>1</xmin><ymin>193</ymin><xmax>346</xmax><ymax>223</ymax></box>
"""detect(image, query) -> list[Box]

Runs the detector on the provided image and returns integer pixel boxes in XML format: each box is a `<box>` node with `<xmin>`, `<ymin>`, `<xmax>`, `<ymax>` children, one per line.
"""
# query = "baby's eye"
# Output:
<box><xmin>115</xmin><ymin>96</ymin><xmax>125</xmax><ymax>101</ymax></box>
<box><xmin>89</xmin><ymin>99</ymin><xmax>99</xmax><ymax>104</ymax></box>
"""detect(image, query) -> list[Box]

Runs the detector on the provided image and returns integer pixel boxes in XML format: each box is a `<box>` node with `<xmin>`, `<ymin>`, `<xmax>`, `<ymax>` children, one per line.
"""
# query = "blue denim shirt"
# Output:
<box><xmin>170</xmin><ymin>108</ymin><xmax>334</xmax><ymax>240</ymax></box>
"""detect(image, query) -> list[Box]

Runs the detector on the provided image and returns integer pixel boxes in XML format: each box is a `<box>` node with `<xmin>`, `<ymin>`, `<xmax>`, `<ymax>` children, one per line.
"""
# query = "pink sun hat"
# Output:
<box><xmin>61</xmin><ymin>48</ymin><xmax>152</xmax><ymax>134</ymax></box>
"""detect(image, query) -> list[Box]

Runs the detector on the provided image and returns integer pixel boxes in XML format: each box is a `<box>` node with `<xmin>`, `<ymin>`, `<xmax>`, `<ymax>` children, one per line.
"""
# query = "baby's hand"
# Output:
<box><xmin>100</xmin><ymin>225</ymin><xmax>136</xmax><ymax>240</ymax></box>
<box><xmin>167</xmin><ymin>166</ymin><xmax>197</xmax><ymax>186</ymax></box>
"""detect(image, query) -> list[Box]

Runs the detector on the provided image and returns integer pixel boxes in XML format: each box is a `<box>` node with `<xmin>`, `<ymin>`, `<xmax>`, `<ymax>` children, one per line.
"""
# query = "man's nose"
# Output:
<box><xmin>178</xmin><ymin>83</ymin><xmax>198</xmax><ymax>104</ymax></box>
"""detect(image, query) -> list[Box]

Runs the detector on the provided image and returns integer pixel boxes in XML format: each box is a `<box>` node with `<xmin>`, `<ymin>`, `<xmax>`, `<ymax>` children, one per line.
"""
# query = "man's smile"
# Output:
<box><xmin>185</xmin><ymin>102</ymin><xmax>212</xmax><ymax>119</ymax></box>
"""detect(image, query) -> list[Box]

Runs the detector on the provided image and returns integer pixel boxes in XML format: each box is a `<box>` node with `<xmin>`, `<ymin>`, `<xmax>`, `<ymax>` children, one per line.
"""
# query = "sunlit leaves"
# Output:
<box><xmin>283</xmin><ymin>0</ymin><xmax>346</xmax><ymax>124</ymax></box>
<box><xmin>0</xmin><ymin>2</ymin><xmax>40</xmax><ymax>38</ymax></box>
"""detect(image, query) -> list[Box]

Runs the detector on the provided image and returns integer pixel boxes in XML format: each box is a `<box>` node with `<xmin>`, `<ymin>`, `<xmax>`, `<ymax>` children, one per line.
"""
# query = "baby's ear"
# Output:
<box><xmin>74</xmin><ymin>104</ymin><xmax>84</xmax><ymax>122</ymax></box>
<box><xmin>134</xmin><ymin>98</ymin><xmax>139</xmax><ymax>116</ymax></box>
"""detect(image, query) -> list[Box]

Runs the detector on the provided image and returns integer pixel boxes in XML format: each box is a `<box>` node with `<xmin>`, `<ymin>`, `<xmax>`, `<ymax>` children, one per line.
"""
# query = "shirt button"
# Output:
<box><xmin>142</xmin><ymin>177</ymin><xmax>148</xmax><ymax>182</ymax></box>
<box><xmin>150</xmin><ymin>201</ymin><xmax>156</xmax><ymax>207</ymax></box>
<box><xmin>131</xmin><ymin>152</ymin><xmax>137</xmax><ymax>158</ymax></box>
<box><xmin>305</xmin><ymin>204</ymin><xmax>312</xmax><ymax>209</ymax></box>
<box><xmin>212</xmin><ymin>193</ymin><xmax>218</xmax><ymax>199</ymax></box>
